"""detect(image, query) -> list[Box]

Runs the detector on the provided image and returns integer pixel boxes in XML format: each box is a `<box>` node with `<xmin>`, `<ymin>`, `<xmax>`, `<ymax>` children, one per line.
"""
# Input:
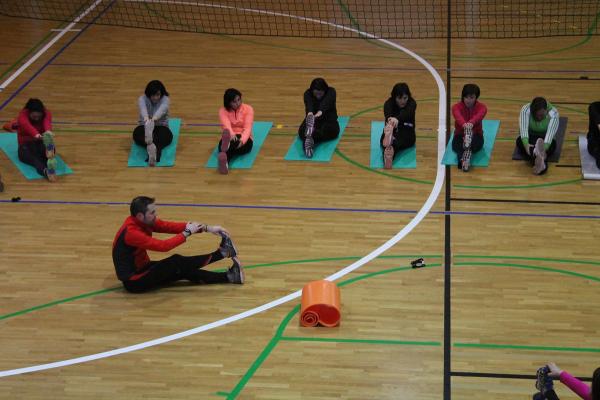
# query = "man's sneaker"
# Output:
<box><xmin>226</xmin><ymin>257</ymin><xmax>244</xmax><ymax>284</ymax></box>
<box><xmin>218</xmin><ymin>151</ymin><xmax>229</xmax><ymax>174</ymax></box>
<box><xmin>533</xmin><ymin>138</ymin><xmax>547</xmax><ymax>175</ymax></box>
<box><xmin>463</xmin><ymin>127</ymin><xmax>473</xmax><ymax>149</ymax></box>
<box><xmin>43</xmin><ymin>131</ymin><xmax>55</xmax><ymax>159</ymax></box>
<box><xmin>461</xmin><ymin>149</ymin><xmax>472</xmax><ymax>172</ymax></box>
<box><xmin>219</xmin><ymin>233</ymin><xmax>238</xmax><ymax>258</ymax></box>
<box><xmin>147</xmin><ymin>143</ymin><xmax>157</xmax><ymax>167</ymax></box>
<box><xmin>383</xmin><ymin>145</ymin><xmax>394</xmax><ymax>169</ymax></box>
<box><xmin>46</xmin><ymin>158</ymin><xmax>58</xmax><ymax>182</ymax></box>
<box><xmin>535</xmin><ymin>366</ymin><xmax>554</xmax><ymax>394</ymax></box>
<box><xmin>305</xmin><ymin>113</ymin><xmax>315</xmax><ymax>137</ymax></box>
<box><xmin>383</xmin><ymin>122</ymin><xmax>394</xmax><ymax>148</ymax></box>
<box><xmin>144</xmin><ymin>119</ymin><xmax>154</xmax><ymax>144</ymax></box>
<box><xmin>304</xmin><ymin>135</ymin><xmax>314</xmax><ymax>158</ymax></box>
<box><xmin>220</xmin><ymin>129</ymin><xmax>231</xmax><ymax>153</ymax></box>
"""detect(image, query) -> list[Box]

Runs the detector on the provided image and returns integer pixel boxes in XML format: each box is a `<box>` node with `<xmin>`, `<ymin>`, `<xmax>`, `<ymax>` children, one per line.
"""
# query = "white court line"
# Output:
<box><xmin>0</xmin><ymin>1</ymin><xmax>447</xmax><ymax>378</ymax></box>
<box><xmin>0</xmin><ymin>0</ymin><xmax>103</xmax><ymax>91</ymax></box>
<box><xmin>50</xmin><ymin>29</ymin><xmax>82</xmax><ymax>32</ymax></box>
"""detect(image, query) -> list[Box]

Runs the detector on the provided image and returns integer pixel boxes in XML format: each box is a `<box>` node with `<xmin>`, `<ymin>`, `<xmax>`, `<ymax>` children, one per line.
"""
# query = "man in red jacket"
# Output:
<box><xmin>112</xmin><ymin>196</ymin><xmax>244</xmax><ymax>293</ymax></box>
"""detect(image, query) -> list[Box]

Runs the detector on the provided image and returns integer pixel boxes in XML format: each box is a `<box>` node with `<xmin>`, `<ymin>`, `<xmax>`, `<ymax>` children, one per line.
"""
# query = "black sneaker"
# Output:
<box><xmin>219</xmin><ymin>233</ymin><xmax>238</xmax><ymax>258</ymax></box>
<box><xmin>227</xmin><ymin>257</ymin><xmax>244</xmax><ymax>284</ymax></box>
<box><xmin>535</xmin><ymin>366</ymin><xmax>553</xmax><ymax>394</ymax></box>
<box><xmin>304</xmin><ymin>136</ymin><xmax>314</xmax><ymax>158</ymax></box>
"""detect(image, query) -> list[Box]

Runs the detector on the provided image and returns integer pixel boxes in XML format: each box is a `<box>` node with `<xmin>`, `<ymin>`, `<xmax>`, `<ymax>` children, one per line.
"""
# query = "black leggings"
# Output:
<box><xmin>18</xmin><ymin>140</ymin><xmax>48</xmax><ymax>177</ymax></box>
<box><xmin>123</xmin><ymin>251</ymin><xmax>228</xmax><ymax>293</ymax></box>
<box><xmin>380</xmin><ymin>127</ymin><xmax>416</xmax><ymax>155</ymax></box>
<box><xmin>132</xmin><ymin>125</ymin><xmax>173</xmax><ymax>162</ymax></box>
<box><xmin>298</xmin><ymin>117</ymin><xmax>340</xmax><ymax>143</ymax></box>
<box><xmin>452</xmin><ymin>132</ymin><xmax>484</xmax><ymax>162</ymax></box>
<box><xmin>218</xmin><ymin>134</ymin><xmax>253</xmax><ymax>161</ymax></box>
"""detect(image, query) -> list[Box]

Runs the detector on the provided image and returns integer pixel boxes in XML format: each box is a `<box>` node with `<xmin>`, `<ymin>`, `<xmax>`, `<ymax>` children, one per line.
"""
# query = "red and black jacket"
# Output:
<box><xmin>112</xmin><ymin>216</ymin><xmax>187</xmax><ymax>281</ymax></box>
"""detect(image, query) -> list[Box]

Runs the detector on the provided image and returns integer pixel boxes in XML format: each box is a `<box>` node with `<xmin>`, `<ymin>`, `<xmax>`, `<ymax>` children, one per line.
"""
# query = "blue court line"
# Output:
<box><xmin>0</xmin><ymin>199</ymin><xmax>598</xmax><ymax>220</ymax></box>
<box><xmin>0</xmin><ymin>1</ymin><xmax>116</xmax><ymax>111</ymax></box>
<box><xmin>50</xmin><ymin>63</ymin><xmax>430</xmax><ymax>71</ymax></box>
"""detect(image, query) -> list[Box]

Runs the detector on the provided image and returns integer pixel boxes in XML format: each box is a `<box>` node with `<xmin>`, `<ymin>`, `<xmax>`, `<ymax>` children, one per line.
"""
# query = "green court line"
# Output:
<box><xmin>280</xmin><ymin>336</ymin><xmax>441</xmax><ymax>346</ymax></box>
<box><xmin>454</xmin><ymin>343</ymin><xmax>600</xmax><ymax>353</ymax></box>
<box><xmin>452</xmin><ymin>178</ymin><xmax>583</xmax><ymax>190</ymax></box>
<box><xmin>214</xmin><ymin>391</ymin><xmax>229</xmax><ymax>397</ymax></box>
<box><xmin>224</xmin><ymin>260</ymin><xmax>600</xmax><ymax>398</ymax></box>
<box><xmin>0</xmin><ymin>255</ymin><xmax>441</xmax><ymax>321</ymax></box>
<box><xmin>456</xmin><ymin>254</ymin><xmax>600</xmax><ymax>267</ymax></box>
<box><xmin>0</xmin><ymin>287</ymin><xmax>120</xmax><ymax>321</ymax></box>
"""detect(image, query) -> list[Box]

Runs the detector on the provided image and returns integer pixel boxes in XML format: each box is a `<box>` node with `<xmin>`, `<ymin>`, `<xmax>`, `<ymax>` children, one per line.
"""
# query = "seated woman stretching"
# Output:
<box><xmin>132</xmin><ymin>80</ymin><xmax>173</xmax><ymax>167</ymax></box>
<box><xmin>298</xmin><ymin>78</ymin><xmax>340</xmax><ymax>158</ymax></box>
<box><xmin>381</xmin><ymin>82</ymin><xmax>417</xmax><ymax>169</ymax></box>
<box><xmin>517</xmin><ymin>96</ymin><xmax>560</xmax><ymax>175</ymax></box>
<box><xmin>217</xmin><ymin>88</ymin><xmax>254</xmax><ymax>174</ymax></box>
<box><xmin>587</xmin><ymin>101</ymin><xmax>600</xmax><ymax>169</ymax></box>
<box><xmin>16</xmin><ymin>98</ymin><xmax>58</xmax><ymax>181</ymax></box>
<box><xmin>451</xmin><ymin>83</ymin><xmax>487</xmax><ymax>172</ymax></box>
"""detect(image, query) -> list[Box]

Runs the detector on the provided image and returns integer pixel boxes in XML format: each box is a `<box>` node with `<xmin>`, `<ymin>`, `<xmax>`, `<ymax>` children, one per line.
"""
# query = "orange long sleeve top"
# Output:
<box><xmin>218</xmin><ymin>103</ymin><xmax>254</xmax><ymax>144</ymax></box>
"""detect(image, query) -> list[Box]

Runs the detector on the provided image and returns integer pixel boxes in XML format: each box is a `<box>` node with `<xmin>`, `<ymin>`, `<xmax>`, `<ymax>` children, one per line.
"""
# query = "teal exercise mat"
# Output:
<box><xmin>369</xmin><ymin>121</ymin><xmax>416</xmax><ymax>169</ymax></box>
<box><xmin>0</xmin><ymin>133</ymin><xmax>73</xmax><ymax>179</ymax></box>
<box><xmin>128</xmin><ymin>118</ymin><xmax>181</xmax><ymax>167</ymax></box>
<box><xmin>441</xmin><ymin>120</ymin><xmax>500</xmax><ymax>166</ymax></box>
<box><xmin>284</xmin><ymin>116</ymin><xmax>350</xmax><ymax>162</ymax></box>
<box><xmin>205</xmin><ymin>121</ymin><xmax>273</xmax><ymax>169</ymax></box>
<box><xmin>512</xmin><ymin>117</ymin><xmax>567</xmax><ymax>162</ymax></box>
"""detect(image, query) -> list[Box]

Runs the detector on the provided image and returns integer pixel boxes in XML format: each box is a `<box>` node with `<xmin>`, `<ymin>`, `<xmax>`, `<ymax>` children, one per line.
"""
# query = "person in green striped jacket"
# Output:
<box><xmin>516</xmin><ymin>97</ymin><xmax>559</xmax><ymax>175</ymax></box>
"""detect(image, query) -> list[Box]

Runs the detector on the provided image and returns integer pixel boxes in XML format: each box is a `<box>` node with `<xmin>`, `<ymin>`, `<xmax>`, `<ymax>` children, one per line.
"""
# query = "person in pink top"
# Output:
<box><xmin>451</xmin><ymin>83</ymin><xmax>487</xmax><ymax>172</ymax></box>
<box><xmin>217</xmin><ymin>88</ymin><xmax>254</xmax><ymax>174</ymax></box>
<box><xmin>533</xmin><ymin>362</ymin><xmax>599</xmax><ymax>400</ymax></box>
<box><xmin>16</xmin><ymin>98</ymin><xmax>58</xmax><ymax>181</ymax></box>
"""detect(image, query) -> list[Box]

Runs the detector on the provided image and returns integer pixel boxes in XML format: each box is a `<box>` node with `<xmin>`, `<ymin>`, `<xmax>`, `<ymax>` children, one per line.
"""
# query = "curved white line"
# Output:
<box><xmin>0</xmin><ymin>1</ymin><xmax>446</xmax><ymax>378</ymax></box>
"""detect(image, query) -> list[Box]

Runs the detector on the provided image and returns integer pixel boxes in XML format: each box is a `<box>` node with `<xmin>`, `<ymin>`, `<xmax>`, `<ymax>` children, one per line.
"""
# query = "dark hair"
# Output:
<box><xmin>530</xmin><ymin>97</ymin><xmax>548</xmax><ymax>114</ymax></box>
<box><xmin>24</xmin><ymin>98</ymin><xmax>45</xmax><ymax>114</ymax></box>
<box><xmin>592</xmin><ymin>367</ymin><xmax>600</xmax><ymax>400</ymax></box>
<box><xmin>461</xmin><ymin>83</ymin><xmax>480</xmax><ymax>100</ymax></box>
<box><xmin>391</xmin><ymin>83</ymin><xmax>412</xmax><ymax>100</ymax></box>
<box><xmin>144</xmin><ymin>80</ymin><xmax>169</xmax><ymax>98</ymax></box>
<box><xmin>309</xmin><ymin>78</ymin><xmax>329</xmax><ymax>92</ymax></box>
<box><xmin>223</xmin><ymin>88</ymin><xmax>242</xmax><ymax>110</ymax></box>
<box><xmin>130</xmin><ymin>196</ymin><xmax>155</xmax><ymax>216</ymax></box>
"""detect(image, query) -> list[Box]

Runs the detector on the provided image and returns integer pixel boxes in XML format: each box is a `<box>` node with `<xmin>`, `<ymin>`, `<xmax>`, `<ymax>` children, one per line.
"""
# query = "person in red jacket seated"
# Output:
<box><xmin>112</xmin><ymin>196</ymin><xmax>244</xmax><ymax>293</ymax></box>
<box><xmin>14</xmin><ymin>98</ymin><xmax>58</xmax><ymax>181</ymax></box>
<box><xmin>451</xmin><ymin>84</ymin><xmax>488</xmax><ymax>172</ymax></box>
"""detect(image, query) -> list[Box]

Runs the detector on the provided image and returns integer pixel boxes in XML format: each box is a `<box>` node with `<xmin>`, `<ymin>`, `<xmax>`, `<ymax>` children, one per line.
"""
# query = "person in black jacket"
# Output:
<box><xmin>298</xmin><ymin>78</ymin><xmax>340</xmax><ymax>158</ymax></box>
<box><xmin>381</xmin><ymin>83</ymin><xmax>417</xmax><ymax>169</ymax></box>
<box><xmin>588</xmin><ymin>101</ymin><xmax>600</xmax><ymax>169</ymax></box>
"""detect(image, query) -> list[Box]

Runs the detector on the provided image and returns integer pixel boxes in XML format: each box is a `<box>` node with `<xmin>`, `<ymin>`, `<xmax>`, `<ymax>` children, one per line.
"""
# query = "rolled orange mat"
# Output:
<box><xmin>300</xmin><ymin>280</ymin><xmax>341</xmax><ymax>327</ymax></box>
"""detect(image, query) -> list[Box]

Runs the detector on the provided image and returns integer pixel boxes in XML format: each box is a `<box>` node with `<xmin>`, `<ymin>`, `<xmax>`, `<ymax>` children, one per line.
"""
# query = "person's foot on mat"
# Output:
<box><xmin>218</xmin><ymin>151</ymin><xmax>229</xmax><ymax>174</ymax></box>
<box><xmin>46</xmin><ymin>159</ymin><xmax>58</xmax><ymax>182</ymax></box>
<box><xmin>533</xmin><ymin>138</ymin><xmax>546</xmax><ymax>175</ymax></box>
<box><xmin>305</xmin><ymin>113</ymin><xmax>315</xmax><ymax>137</ymax></box>
<box><xmin>304</xmin><ymin>135</ymin><xmax>314</xmax><ymax>158</ymax></box>
<box><xmin>461</xmin><ymin>149</ymin><xmax>472</xmax><ymax>172</ymax></box>
<box><xmin>219</xmin><ymin>233</ymin><xmax>238</xmax><ymax>258</ymax></box>
<box><xmin>382</xmin><ymin>122</ymin><xmax>394</xmax><ymax>148</ymax></box>
<box><xmin>147</xmin><ymin>143</ymin><xmax>157</xmax><ymax>167</ymax></box>
<box><xmin>383</xmin><ymin>145</ymin><xmax>394</xmax><ymax>169</ymax></box>
<box><xmin>43</xmin><ymin>131</ymin><xmax>56</xmax><ymax>159</ymax></box>
<box><xmin>226</xmin><ymin>257</ymin><xmax>244</xmax><ymax>284</ymax></box>
<box><xmin>463</xmin><ymin>126</ymin><xmax>473</xmax><ymax>150</ymax></box>
<box><xmin>144</xmin><ymin>119</ymin><xmax>154</xmax><ymax>144</ymax></box>
<box><xmin>220</xmin><ymin>129</ymin><xmax>231</xmax><ymax>153</ymax></box>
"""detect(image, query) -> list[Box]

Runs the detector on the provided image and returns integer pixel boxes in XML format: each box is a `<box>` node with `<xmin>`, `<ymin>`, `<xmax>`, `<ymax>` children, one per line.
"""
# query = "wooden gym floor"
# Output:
<box><xmin>0</xmin><ymin>4</ymin><xmax>599</xmax><ymax>399</ymax></box>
